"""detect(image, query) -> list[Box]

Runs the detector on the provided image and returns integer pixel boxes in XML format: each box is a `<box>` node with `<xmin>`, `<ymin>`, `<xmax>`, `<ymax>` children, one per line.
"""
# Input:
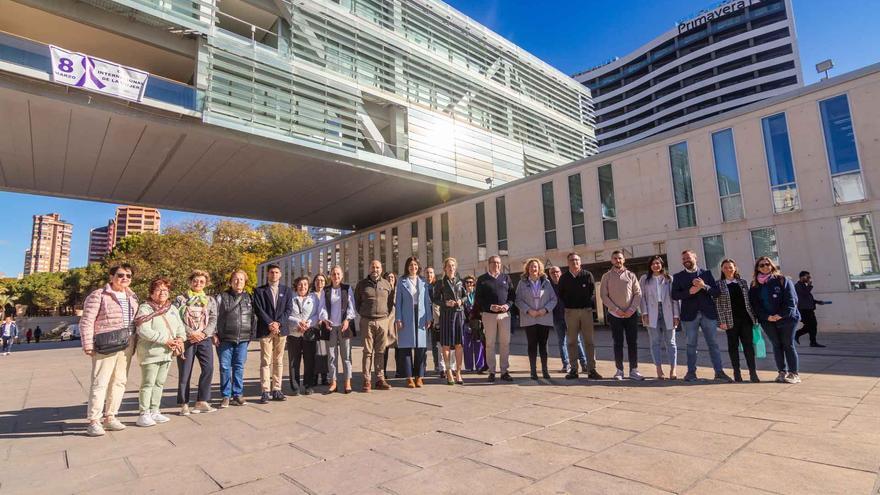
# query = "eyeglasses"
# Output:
<box><xmin>115</xmin><ymin>273</ymin><xmax>132</xmax><ymax>279</ymax></box>
<box><xmin>758</xmin><ymin>263</ymin><xmax>771</xmax><ymax>268</ymax></box>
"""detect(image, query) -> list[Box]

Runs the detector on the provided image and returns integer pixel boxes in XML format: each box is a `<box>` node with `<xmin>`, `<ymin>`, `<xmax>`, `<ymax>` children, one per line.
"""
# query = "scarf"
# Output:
<box><xmin>186</xmin><ymin>290</ymin><xmax>209</xmax><ymax>307</ymax></box>
<box><xmin>757</xmin><ymin>273</ymin><xmax>773</xmax><ymax>284</ymax></box>
<box><xmin>180</xmin><ymin>290</ymin><xmax>210</xmax><ymax>332</ymax></box>
<box><xmin>134</xmin><ymin>300</ymin><xmax>173</xmax><ymax>327</ymax></box>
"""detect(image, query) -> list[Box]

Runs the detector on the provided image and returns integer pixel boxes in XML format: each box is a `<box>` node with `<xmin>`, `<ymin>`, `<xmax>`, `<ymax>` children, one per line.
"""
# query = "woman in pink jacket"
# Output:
<box><xmin>80</xmin><ymin>263</ymin><xmax>139</xmax><ymax>437</ymax></box>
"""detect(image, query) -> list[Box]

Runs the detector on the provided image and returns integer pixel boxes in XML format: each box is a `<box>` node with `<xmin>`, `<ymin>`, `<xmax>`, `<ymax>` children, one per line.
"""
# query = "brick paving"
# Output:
<box><xmin>1</xmin><ymin>329</ymin><xmax>879</xmax><ymax>494</ymax></box>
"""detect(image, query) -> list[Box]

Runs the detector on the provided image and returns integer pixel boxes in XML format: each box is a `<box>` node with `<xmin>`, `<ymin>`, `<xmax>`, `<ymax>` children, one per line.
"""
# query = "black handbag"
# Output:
<box><xmin>94</xmin><ymin>327</ymin><xmax>132</xmax><ymax>354</ymax></box>
<box><xmin>468</xmin><ymin>317</ymin><xmax>485</xmax><ymax>341</ymax></box>
<box><xmin>302</xmin><ymin>326</ymin><xmax>319</xmax><ymax>342</ymax></box>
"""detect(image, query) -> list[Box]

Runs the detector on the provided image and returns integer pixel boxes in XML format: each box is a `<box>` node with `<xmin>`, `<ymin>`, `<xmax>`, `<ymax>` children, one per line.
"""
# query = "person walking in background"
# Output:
<box><xmin>80</xmin><ymin>263</ymin><xmax>138</xmax><ymax>437</ymax></box>
<box><xmin>795</xmin><ymin>271</ymin><xmax>829</xmax><ymax>348</ymax></box>
<box><xmin>25</xmin><ymin>328</ymin><xmax>32</xmax><ymax>345</ymax></box>
<box><xmin>395</xmin><ymin>257</ymin><xmax>432</xmax><ymax>388</ymax></box>
<box><xmin>382</xmin><ymin>272</ymin><xmax>400</xmax><ymax>379</ymax></box>
<box><xmin>320</xmin><ymin>266</ymin><xmax>357</xmax><ymax>394</ymax></box>
<box><xmin>34</xmin><ymin>326</ymin><xmax>42</xmax><ymax>343</ymax></box>
<box><xmin>715</xmin><ymin>259</ymin><xmax>759</xmax><ymax>383</ymax></box>
<box><xmin>355</xmin><ymin>260</ymin><xmax>395</xmax><ymax>392</ymax></box>
<box><xmin>600</xmin><ymin>250</ymin><xmax>643</xmax><ymax>381</ymax></box>
<box><xmin>434</xmin><ymin>257</ymin><xmax>466</xmax><ymax>385</ymax></box>
<box><xmin>215</xmin><ymin>269</ymin><xmax>256</xmax><ymax>408</ymax></box>
<box><xmin>638</xmin><ymin>256</ymin><xmax>679</xmax><ymax>380</ymax></box>
<box><xmin>461</xmin><ymin>275</ymin><xmax>485</xmax><ymax>373</ymax></box>
<box><xmin>287</xmin><ymin>276</ymin><xmax>322</xmax><ymax>396</ymax></box>
<box><xmin>175</xmin><ymin>270</ymin><xmax>218</xmax><ymax>415</ymax></box>
<box><xmin>515</xmin><ymin>258</ymin><xmax>557</xmax><ymax>380</ymax></box>
<box><xmin>311</xmin><ymin>273</ymin><xmax>330</xmax><ymax>385</ymax></box>
<box><xmin>253</xmin><ymin>264</ymin><xmax>293</xmax><ymax>404</ymax></box>
<box><xmin>750</xmin><ymin>257</ymin><xmax>801</xmax><ymax>384</ymax></box>
<box><xmin>1</xmin><ymin>316</ymin><xmax>17</xmax><ymax>355</ymax></box>
<box><xmin>475</xmin><ymin>255</ymin><xmax>515</xmax><ymax>383</ymax></box>
<box><xmin>672</xmin><ymin>250</ymin><xmax>732</xmax><ymax>383</ymax></box>
<box><xmin>552</xmin><ymin>260</ymin><xmax>592</xmax><ymax>377</ymax></box>
<box><xmin>134</xmin><ymin>277</ymin><xmax>185</xmax><ymax>427</ymax></box>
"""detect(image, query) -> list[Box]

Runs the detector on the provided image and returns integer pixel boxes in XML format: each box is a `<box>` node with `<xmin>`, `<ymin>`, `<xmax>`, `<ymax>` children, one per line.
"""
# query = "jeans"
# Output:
<box><xmin>762</xmin><ymin>319</ymin><xmax>799</xmax><ymax>373</ymax></box>
<box><xmin>646</xmin><ymin>306</ymin><xmax>677</xmax><ymax>367</ymax></box>
<box><xmin>218</xmin><ymin>341</ymin><xmax>249</xmax><ymax>398</ymax></box>
<box><xmin>681</xmin><ymin>312</ymin><xmax>724</xmax><ymax>374</ymax></box>
<box><xmin>399</xmin><ymin>347</ymin><xmax>427</xmax><ymax>378</ymax></box>
<box><xmin>287</xmin><ymin>336</ymin><xmax>316</xmax><ymax>391</ymax></box>
<box><xmin>525</xmin><ymin>325</ymin><xmax>550</xmax><ymax>372</ymax></box>
<box><xmin>139</xmin><ymin>361</ymin><xmax>171</xmax><ymax>413</ymax></box>
<box><xmin>553</xmin><ymin>320</ymin><xmax>587</xmax><ymax>369</ymax></box>
<box><xmin>177</xmin><ymin>338</ymin><xmax>214</xmax><ymax>404</ymax></box>
<box><xmin>327</xmin><ymin>326</ymin><xmax>353</xmax><ymax>381</ymax></box>
<box><xmin>1</xmin><ymin>336</ymin><xmax>12</xmax><ymax>353</ymax></box>
<box><xmin>608</xmin><ymin>314</ymin><xmax>639</xmax><ymax>371</ymax></box>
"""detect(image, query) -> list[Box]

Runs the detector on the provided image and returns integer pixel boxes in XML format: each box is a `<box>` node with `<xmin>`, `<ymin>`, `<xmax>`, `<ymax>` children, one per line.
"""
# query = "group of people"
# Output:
<box><xmin>79</xmin><ymin>248</ymin><xmax>822</xmax><ymax>437</ymax></box>
<box><xmin>0</xmin><ymin>319</ymin><xmax>42</xmax><ymax>355</ymax></box>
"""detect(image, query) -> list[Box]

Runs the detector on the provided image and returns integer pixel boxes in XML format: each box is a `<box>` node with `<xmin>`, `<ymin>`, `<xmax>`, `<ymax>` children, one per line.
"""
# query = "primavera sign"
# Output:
<box><xmin>677</xmin><ymin>0</ymin><xmax>764</xmax><ymax>34</ymax></box>
<box><xmin>49</xmin><ymin>45</ymin><xmax>149</xmax><ymax>103</ymax></box>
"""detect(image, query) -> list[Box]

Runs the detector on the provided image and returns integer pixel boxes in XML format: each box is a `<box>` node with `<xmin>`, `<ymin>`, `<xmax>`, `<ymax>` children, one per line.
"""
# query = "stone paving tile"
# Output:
<box><xmin>361</xmin><ymin>413</ymin><xmax>457</xmax><ymax>440</ymax></box>
<box><xmin>526</xmin><ymin>418</ymin><xmax>634</xmax><ymax>452</ymax></box>
<box><xmin>64</xmin><ymin>429</ymin><xmax>173</xmax><ymax>467</ymax></box>
<box><xmin>662</xmin><ymin>410</ymin><xmax>772</xmax><ymax>438</ymax></box>
<box><xmin>465</xmin><ymin>436</ymin><xmax>591</xmax><ymax>480</ymax></box>
<box><xmin>439</xmin><ymin>416</ymin><xmax>543</xmax><ymax>445</ymax></box>
<box><xmin>0</xmin><ymin>457</ymin><xmax>138</xmax><ymax>494</ymax></box>
<box><xmin>0</xmin><ymin>449</ymin><xmax>66</xmax><ymax>484</ymax></box>
<box><xmin>125</xmin><ymin>437</ymin><xmax>241</xmax><ymax>478</ymax></box>
<box><xmin>199</xmin><ymin>443</ymin><xmax>320</xmax><ymax>488</ymax></box>
<box><xmin>580</xmin><ymin>442</ymin><xmax>718</xmax><ymax>493</ymax></box>
<box><xmin>627</xmin><ymin>424</ymin><xmax>751</xmax><ymax>461</ymax></box>
<box><xmin>208</xmin><ymin>474</ymin><xmax>308</xmax><ymax>494</ymax></box>
<box><xmin>711</xmin><ymin>451</ymin><xmax>877</xmax><ymax>495</ymax></box>
<box><xmin>86</xmin><ymin>465</ymin><xmax>220</xmax><ymax>495</ymax></box>
<box><xmin>379</xmin><ymin>457</ymin><xmax>532</xmax><ymax>495</ymax></box>
<box><xmin>353</xmin><ymin>397</ymin><xmax>440</xmax><ymax>420</ymax></box>
<box><xmin>373</xmin><ymin>431</ymin><xmax>486</xmax><ymax>468</ymax></box>
<box><xmin>736</xmin><ymin>399</ymin><xmax>851</xmax><ymax>424</ymax></box>
<box><xmin>222</xmin><ymin>420</ymin><xmax>318</xmax><ymax>452</ymax></box>
<box><xmin>746</xmin><ymin>429</ymin><xmax>880</xmax><ymax>472</ymax></box>
<box><xmin>536</xmin><ymin>394</ymin><xmax>619</xmax><ymax>413</ymax></box>
<box><xmin>492</xmin><ymin>404</ymin><xmax>584</xmax><ymax>427</ymax></box>
<box><xmin>518</xmin><ymin>466</ymin><xmax>674</xmax><ymax>495</ymax></box>
<box><xmin>683</xmin><ymin>478</ymin><xmax>778</xmax><ymax>494</ymax></box>
<box><xmin>572</xmin><ymin>405</ymin><xmax>670</xmax><ymax>432</ymax></box>
<box><xmin>291</xmin><ymin>425</ymin><xmax>396</xmax><ymax>460</ymax></box>
<box><xmin>287</xmin><ymin>450</ymin><xmax>419</xmax><ymax>494</ymax></box>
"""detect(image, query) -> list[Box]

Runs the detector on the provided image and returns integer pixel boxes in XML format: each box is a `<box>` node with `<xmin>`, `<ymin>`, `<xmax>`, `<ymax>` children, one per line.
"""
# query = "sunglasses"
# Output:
<box><xmin>758</xmin><ymin>263</ymin><xmax>771</xmax><ymax>268</ymax></box>
<box><xmin>115</xmin><ymin>273</ymin><xmax>132</xmax><ymax>279</ymax></box>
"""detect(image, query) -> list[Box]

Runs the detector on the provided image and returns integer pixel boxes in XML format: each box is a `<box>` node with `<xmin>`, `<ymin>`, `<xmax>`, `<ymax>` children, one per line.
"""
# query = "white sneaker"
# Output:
<box><xmin>784</xmin><ymin>372</ymin><xmax>801</xmax><ymax>384</ymax></box>
<box><xmin>103</xmin><ymin>417</ymin><xmax>126</xmax><ymax>431</ymax></box>
<box><xmin>86</xmin><ymin>422</ymin><xmax>106</xmax><ymax>437</ymax></box>
<box><xmin>136</xmin><ymin>413</ymin><xmax>156</xmax><ymax>427</ymax></box>
<box><xmin>613</xmin><ymin>369</ymin><xmax>625</xmax><ymax>381</ymax></box>
<box><xmin>151</xmin><ymin>411</ymin><xmax>171</xmax><ymax>424</ymax></box>
<box><xmin>775</xmin><ymin>371</ymin><xmax>787</xmax><ymax>383</ymax></box>
<box><xmin>629</xmin><ymin>369</ymin><xmax>645</xmax><ymax>381</ymax></box>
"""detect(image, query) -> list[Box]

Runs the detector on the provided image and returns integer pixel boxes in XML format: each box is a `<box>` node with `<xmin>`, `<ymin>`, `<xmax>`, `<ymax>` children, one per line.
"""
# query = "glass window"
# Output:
<box><xmin>711</xmin><ymin>129</ymin><xmax>745</xmax><ymax>222</ymax></box>
<box><xmin>410</xmin><ymin>221</ymin><xmax>419</xmax><ymax>262</ymax></box>
<box><xmin>820</xmin><ymin>95</ymin><xmax>865</xmax><ymax>203</ymax></box>
<box><xmin>761</xmin><ymin>113</ymin><xmax>800</xmax><ymax>213</ymax></box>
<box><xmin>669</xmin><ymin>142</ymin><xmax>697</xmax><ymax>228</ymax></box>
<box><xmin>368</xmin><ymin>232</ymin><xmax>376</xmax><ymax>264</ymax></box>
<box><xmin>357</xmin><ymin>239</ymin><xmax>363</xmax><ymax>278</ymax></box>
<box><xmin>441</xmin><ymin>213</ymin><xmax>450</xmax><ymax>261</ymax></box>
<box><xmin>307</xmin><ymin>252</ymin><xmax>313</xmax><ymax>277</ymax></box>
<box><xmin>476</xmin><ymin>202</ymin><xmax>487</xmax><ymax>261</ymax></box>
<box><xmin>496</xmin><ymin>196</ymin><xmax>508</xmax><ymax>256</ymax></box>
<box><xmin>597</xmin><ymin>164</ymin><xmax>618</xmax><ymax>240</ymax></box>
<box><xmin>379</xmin><ymin>231</ymin><xmax>387</xmax><ymax>271</ymax></box>
<box><xmin>750</xmin><ymin>227</ymin><xmax>779</xmax><ymax>265</ymax></box>
<box><xmin>702</xmin><ymin>235</ymin><xmax>725</xmax><ymax>278</ymax></box>
<box><xmin>568</xmin><ymin>174</ymin><xmax>586</xmax><ymax>245</ymax></box>
<box><xmin>839</xmin><ymin>214</ymin><xmax>880</xmax><ymax>290</ymax></box>
<box><xmin>334</xmin><ymin>243</ymin><xmax>341</xmax><ymax>271</ymax></box>
<box><xmin>425</xmin><ymin>217</ymin><xmax>434</xmax><ymax>268</ymax></box>
<box><xmin>542</xmin><ymin>182</ymin><xmax>557</xmax><ymax>250</ymax></box>
<box><xmin>391</xmin><ymin>227</ymin><xmax>399</xmax><ymax>273</ymax></box>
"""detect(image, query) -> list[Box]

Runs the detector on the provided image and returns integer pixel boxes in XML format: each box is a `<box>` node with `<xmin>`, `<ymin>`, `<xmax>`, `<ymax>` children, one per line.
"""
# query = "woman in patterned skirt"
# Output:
<box><xmin>433</xmin><ymin>257</ymin><xmax>466</xmax><ymax>385</ymax></box>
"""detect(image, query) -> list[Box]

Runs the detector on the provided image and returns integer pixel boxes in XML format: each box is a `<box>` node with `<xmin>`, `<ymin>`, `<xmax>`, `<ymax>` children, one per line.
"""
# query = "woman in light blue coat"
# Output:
<box><xmin>395</xmin><ymin>256</ymin><xmax>433</xmax><ymax>388</ymax></box>
<box><xmin>515</xmin><ymin>258</ymin><xmax>557</xmax><ymax>381</ymax></box>
<box><xmin>638</xmin><ymin>256</ymin><xmax>680</xmax><ymax>380</ymax></box>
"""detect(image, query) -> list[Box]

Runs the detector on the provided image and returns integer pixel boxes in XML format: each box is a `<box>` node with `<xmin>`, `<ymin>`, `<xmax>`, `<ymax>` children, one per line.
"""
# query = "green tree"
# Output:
<box><xmin>258</xmin><ymin>223</ymin><xmax>314</xmax><ymax>260</ymax></box>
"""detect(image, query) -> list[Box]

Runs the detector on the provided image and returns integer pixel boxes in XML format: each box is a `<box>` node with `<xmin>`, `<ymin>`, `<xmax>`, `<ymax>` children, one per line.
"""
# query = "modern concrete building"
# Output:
<box><xmin>86</xmin><ymin>219</ymin><xmax>115</xmax><ymax>264</ymax></box>
<box><xmin>23</xmin><ymin>213</ymin><xmax>73</xmax><ymax>275</ymax></box>
<box><xmin>0</xmin><ymin>0</ymin><xmax>595</xmax><ymax>228</ymax></box>
<box><xmin>113</xmin><ymin>206</ymin><xmax>160</xmax><ymax>243</ymax></box>
<box><xmin>575</xmin><ymin>0</ymin><xmax>802</xmax><ymax>152</ymax></box>
<box><xmin>263</xmin><ymin>63</ymin><xmax>880</xmax><ymax>331</ymax></box>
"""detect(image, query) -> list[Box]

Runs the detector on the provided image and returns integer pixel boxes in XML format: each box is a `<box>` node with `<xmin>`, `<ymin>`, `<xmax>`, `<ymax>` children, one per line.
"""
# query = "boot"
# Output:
<box><xmin>530</xmin><ymin>361</ymin><xmax>538</xmax><ymax>380</ymax></box>
<box><xmin>733</xmin><ymin>369</ymin><xmax>743</xmax><ymax>383</ymax></box>
<box><xmin>749</xmin><ymin>370</ymin><xmax>760</xmax><ymax>383</ymax></box>
<box><xmin>541</xmin><ymin>356</ymin><xmax>550</xmax><ymax>379</ymax></box>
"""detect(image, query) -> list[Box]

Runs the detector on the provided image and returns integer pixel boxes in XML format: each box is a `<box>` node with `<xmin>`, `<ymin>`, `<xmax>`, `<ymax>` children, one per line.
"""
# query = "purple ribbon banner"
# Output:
<box><xmin>49</xmin><ymin>45</ymin><xmax>149</xmax><ymax>103</ymax></box>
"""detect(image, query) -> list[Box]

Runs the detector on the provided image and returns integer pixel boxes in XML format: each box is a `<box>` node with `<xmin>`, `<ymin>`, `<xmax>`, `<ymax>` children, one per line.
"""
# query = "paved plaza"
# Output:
<box><xmin>1</xmin><ymin>329</ymin><xmax>879</xmax><ymax>495</ymax></box>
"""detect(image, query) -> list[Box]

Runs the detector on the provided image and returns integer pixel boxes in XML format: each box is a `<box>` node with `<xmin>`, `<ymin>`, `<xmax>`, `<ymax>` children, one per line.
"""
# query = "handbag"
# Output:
<box><xmin>302</xmin><ymin>326</ymin><xmax>319</xmax><ymax>342</ymax></box>
<box><xmin>93</xmin><ymin>295</ymin><xmax>133</xmax><ymax>355</ymax></box>
<box><xmin>468</xmin><ymin>317</ymin><xmax>485</xmax><ymax>341</ymax></box>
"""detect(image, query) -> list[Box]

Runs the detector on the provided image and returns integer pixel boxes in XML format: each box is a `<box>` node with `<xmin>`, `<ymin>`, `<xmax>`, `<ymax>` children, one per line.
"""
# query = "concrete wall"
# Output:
<box><xmin>264</xmin><ymin>65</ymin><xmax>880</xmax><ymax>331</ymax></box>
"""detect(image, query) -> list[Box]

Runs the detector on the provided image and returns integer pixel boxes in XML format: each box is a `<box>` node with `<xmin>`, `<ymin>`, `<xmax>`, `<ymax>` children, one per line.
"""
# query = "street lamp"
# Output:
<box><xmin>816</xmin><ymin>59</ymin><xmax>834</xmax><ymax>80</ymax></box>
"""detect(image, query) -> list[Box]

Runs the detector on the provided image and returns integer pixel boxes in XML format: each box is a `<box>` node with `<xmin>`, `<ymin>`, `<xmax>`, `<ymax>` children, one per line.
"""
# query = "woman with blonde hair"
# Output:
<box><xmin>175</xmin><ymin>269</ymin><xmax>218</xmax><ymax>415</ymax></box>
<box><xmin>515</xmin><ymin>258</ymin><xmax>557</xmax><ymax>380</ymax></box>
<box><xmin>749</xmin><ymin>257</ymin><xmax>801</xmax><ymax>383</ymax></box>
<box><xmin>433</xmin><ymin>257</ymin><xmax>466</xmax><ymax>385</ymax></box>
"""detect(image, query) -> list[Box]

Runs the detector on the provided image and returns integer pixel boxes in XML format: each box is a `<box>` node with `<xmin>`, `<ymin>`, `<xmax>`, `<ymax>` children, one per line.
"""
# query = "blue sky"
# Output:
<box><xmin>0</xmin><ymin>0</ymin><xmax>876</xmax><ymax>276</ymax></box>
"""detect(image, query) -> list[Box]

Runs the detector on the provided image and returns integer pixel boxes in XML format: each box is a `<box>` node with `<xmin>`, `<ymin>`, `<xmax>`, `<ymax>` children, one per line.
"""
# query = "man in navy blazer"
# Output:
<box><xmin>671</xmin><ymin>250</ymin><xmax>732</xmax><ymax>383</ymax></box>
<box><xmin>253</xmin><ymin>264</ymin><xmax>294</xmax><ymax>403</ymax></box>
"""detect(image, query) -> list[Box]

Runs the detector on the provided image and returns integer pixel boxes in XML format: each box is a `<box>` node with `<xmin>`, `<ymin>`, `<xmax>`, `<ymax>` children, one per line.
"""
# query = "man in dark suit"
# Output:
<box><xmin>253</xmin><ymin>264</ymin><xmax>294</xmax><ymax>404</ymax></box>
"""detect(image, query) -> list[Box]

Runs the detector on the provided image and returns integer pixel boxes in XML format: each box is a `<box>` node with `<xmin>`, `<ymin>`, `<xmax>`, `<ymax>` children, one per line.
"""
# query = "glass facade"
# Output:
<box><xmin>568</xmin><ymin>174</ymin><xmax>586</xmax><ymax>245</ymax></box>
<box><xmin>597</xmin><ymin>164</ymin><xmax>618</xmax><ymax>240</ymax></box>
<box><xmin>820</xmin><ymin>95</ymin><xmax>865</xmax><ymax>203</ymax></box>
<box><xmin>391</xmin><ymin>227</ymin><xmax>399</xmax><ymax>273</ymax></box>
<box><xmin>476</xmin><ymin>202</ymin><xmax>487</xmax><ymax>261</ymax></box>
<box><xmin>762</xmin><ymin>113</ymin><xmax>800</xmax><ymax>213</ymax></box>
<box><xmin>425</xmin><ymin>217</ymin><xmax>434</xmax><ymax>269</ymax></box>
<box><xmin>379</xmin><ymin>231</ymin><xmax>387</xmax><ymax>271</ymax></box>
<box><xmin>711</xmin><ymin>129</ymin><xmax>744</xmax><ymax>222</ymax></box>
<box><xmin>840</xmin><ymin>214</ymin><xmax>880</xmax><ymax>290</ymax></box>
<box><xmin>368</xmin><ymin>232</ymin><xmax>377</xmax><ymax>264</ymax></box>
<box><xmin>669</xmin><ymin>142</ymin><xmax>697</xmax><ymax>228</ymax></box>
<box><xmin>750</xmin><ymin>227</ymin><xmax>779</xmax><ymax>264</ymax></box>
<box><xmin>410</xmin><ymin>221</ymin><xmax>419</xmax><ymax>261</ymax></box>
<box><xmin>441</xmin><ymin>213</ymin><xmax>450</xmax><ymax>261</ymax></box>
<box><xmin>541</xmin><ymin>182</ymin><xmax>557</xmax><ymax>250</ymax></box>
<box><xmin>357</xmin><ymin>238</ymin><xmax>364</xmax><ymax>277</ymax></box>
<box><xmin>702</xmin><ymin>235</ymin><xmax>726</xmax><ymax>278</ymax></box>
<box><xmin>496</xmin><ymin>196</ymin><xmax>508</xmax><ymax>256</ymax></box>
